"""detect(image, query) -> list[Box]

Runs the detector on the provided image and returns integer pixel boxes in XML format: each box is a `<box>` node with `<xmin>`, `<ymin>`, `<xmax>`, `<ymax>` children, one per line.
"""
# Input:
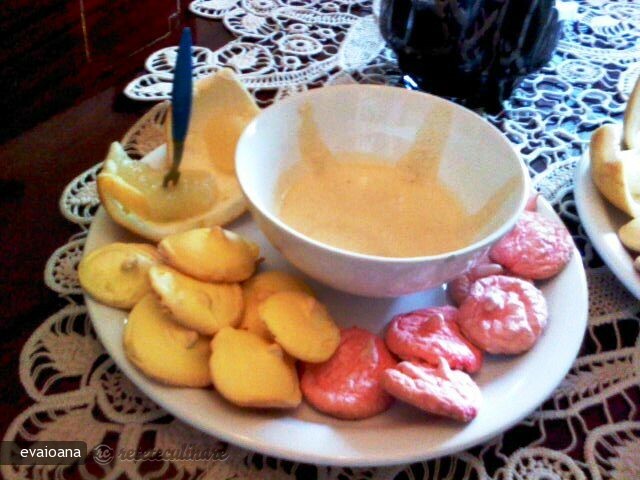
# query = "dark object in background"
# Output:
<box><xmin>0</xmin><ymin>0</ymin><xmax>181</xmax><ymax>143</ymax></box>
<box><xmin>379</xmin><ymin>0</ymin><xmax>561</xmax><ymax>112</ymax></box>
<box><xmin>0</xmin><ymin>180</ymin><xmax>24</xmax><ymax>203</ymax></box>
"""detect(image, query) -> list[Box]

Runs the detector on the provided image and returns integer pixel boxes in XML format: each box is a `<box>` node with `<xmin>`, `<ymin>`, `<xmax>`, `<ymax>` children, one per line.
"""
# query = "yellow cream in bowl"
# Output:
<box><xmin>277</xmin><ymin>104</ymin><xmax>516</xmax><ymax>258</ymax></box>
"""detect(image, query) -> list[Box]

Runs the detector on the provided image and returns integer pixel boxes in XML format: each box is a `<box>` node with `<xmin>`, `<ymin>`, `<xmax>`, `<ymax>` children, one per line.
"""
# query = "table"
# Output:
<box><xmin>2</xmin><ymin>1</ymin><xmax>639</xmax><ymax>479</ymax></box>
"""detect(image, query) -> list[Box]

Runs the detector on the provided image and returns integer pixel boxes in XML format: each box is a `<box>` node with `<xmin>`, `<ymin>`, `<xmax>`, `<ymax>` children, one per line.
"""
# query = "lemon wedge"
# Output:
<box><xmin>166</xmin><ymin>68</ymin><xmax>260</xmax><ymax>174</ymax></box>
<box><xmin>98</xmin><ymin>69</ymin><xmax>259</xmax><ymax>241</ymax></box>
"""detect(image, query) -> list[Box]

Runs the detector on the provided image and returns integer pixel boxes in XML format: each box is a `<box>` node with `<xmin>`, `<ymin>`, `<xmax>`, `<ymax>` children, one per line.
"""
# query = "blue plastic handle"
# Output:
<box><xmin>171</xmin><ymin>28</ymin><xmax>193</xmax><ymax>143</ymax></box>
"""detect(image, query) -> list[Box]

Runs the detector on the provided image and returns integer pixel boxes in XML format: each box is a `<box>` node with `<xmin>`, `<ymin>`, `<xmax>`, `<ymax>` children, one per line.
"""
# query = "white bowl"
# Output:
<box><xmin>235</xmin><ymin>85</ymin><xmax>528</xmax><ymax>297</ymax></box>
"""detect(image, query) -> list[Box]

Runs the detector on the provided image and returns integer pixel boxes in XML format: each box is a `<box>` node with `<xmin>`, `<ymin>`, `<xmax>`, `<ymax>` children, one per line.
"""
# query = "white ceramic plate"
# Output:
<box><xmin>85</xmin><ymin>198</ymin><xmax>587</xmax><ymax>466</ymax></box>
<box><xmin>574</xmin><ymin>151</ymin><xmax>640</xmax><ymax>299</ymax></box>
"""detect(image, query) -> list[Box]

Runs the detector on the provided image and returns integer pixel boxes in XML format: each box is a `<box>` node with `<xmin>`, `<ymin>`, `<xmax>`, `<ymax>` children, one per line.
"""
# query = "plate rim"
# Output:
<box><xmin>84</xmin><ymin>200</ymin><xmax>588</xmax><ymax>466</ymax></box>
<box><xmin>574</xmin><ymin>150</ymin><xmax>640</xmax><ymax>299</ymax></box>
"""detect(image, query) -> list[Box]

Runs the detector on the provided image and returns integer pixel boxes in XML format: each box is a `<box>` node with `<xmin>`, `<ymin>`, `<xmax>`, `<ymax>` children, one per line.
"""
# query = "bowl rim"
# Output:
<box><xmin>235</xmin><ymin>84</ymin><xmax>530</xmax><ymax>264</ymax></box>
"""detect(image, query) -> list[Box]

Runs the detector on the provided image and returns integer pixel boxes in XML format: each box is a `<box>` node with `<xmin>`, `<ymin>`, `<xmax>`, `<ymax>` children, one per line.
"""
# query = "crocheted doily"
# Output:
<box><xmin>4</xmin><ymin>0</ymin><xmax>640</xmax><ymax>478</ymax></box>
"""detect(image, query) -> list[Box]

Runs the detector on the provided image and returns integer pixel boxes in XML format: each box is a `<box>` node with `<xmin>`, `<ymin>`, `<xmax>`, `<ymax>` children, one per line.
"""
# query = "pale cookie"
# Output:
<box><xmin>301</xmin><ymin>327</ymin><xmax>396</xmax><ymax>420</ymax></box>
<box><xmin>259</xmin><ymin>291</ymin><xmax>340</xmax><ymax>363</ymax></box>
<box><xmin>210</xmin><ymin>327</ymin><xmax>301</xmax><ymax>409</ymax></box>
<box><xmin>149</xmin><ymin>264</ymin><xmax>243</xmax><ymax>335</ymax></box>
<box><xmin>489</xmin><ymin>211</ymin><xmax>573</xmax><ymax>280</ymax></box>
<box><xmin>159</xmin><ymin>227</ymin><xmax>260</xmax><ymax>282</ymax></box>
<box><xmin>79</xmin><ymin>242</ymin><xmax>161</xmax><ymax>309</ymax></box>
<box><xmin>381</xmin><ymin>359</ymin><xmax>481</xmax><ymax>422</ymax></box>
<box><xmin>123</xmin><ymin>294</ymin><xmax>211</xmax><ymax>387</ymax></box>
<box><xmin>385</xmin><ymin>306</ymin><xmax>483</xmax><ymax>373</ymax></box>
<box><xmin>447</xmin><ymin>262</ymin><xmax>505</xmax><ymax>306</ymax></box>
<box><xmin>458</xmin><ymin>275</ymin><xmax>548</xmax><ymax>355</ymax></box>
<box><xmin>240</xmin><ymin>271</ymin><xmax>312</xmax><ymax>340</ymax></box>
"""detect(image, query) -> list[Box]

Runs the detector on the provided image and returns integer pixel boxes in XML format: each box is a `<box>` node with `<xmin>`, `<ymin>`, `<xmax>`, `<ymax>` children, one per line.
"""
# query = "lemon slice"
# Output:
<box><xmin>98</xmin><ymin>142</ymin><xmax>246</xmax><ymax>241</ymax></box>
<box><xmin>99</xmin><ymin>142</ymin><xmax>217</xmax><ymax>221</ymax></box>
<box><xmin>98</xmin><ymin>69</ymin><xmax>260</xmax><ymax>241</ymax></box>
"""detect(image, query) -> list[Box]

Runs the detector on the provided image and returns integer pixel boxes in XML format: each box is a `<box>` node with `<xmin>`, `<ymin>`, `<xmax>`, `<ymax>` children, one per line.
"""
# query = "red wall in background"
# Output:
<box><xmin>0</xmin><ymin>0</ymin><xmax>181</xmax><ymax>142</ymax></box>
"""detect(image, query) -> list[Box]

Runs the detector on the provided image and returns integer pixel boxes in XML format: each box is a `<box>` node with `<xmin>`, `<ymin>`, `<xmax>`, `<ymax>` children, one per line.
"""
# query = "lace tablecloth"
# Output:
<box><xmin>3</xmin><ymin>0</ymin><xmax>640</xmax><ymax>478</ymax></box>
